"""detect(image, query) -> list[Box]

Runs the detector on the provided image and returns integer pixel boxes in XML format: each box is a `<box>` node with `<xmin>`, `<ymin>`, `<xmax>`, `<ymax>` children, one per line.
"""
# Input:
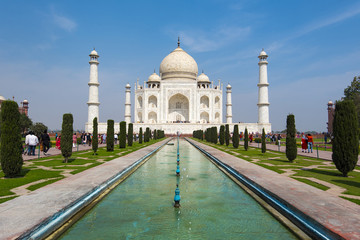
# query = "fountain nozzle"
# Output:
<box><xmin>176</xmin><ymin>165</ymin><xmax>180</xmax><ymax>176</ymax></box>
<box><xmin>174</xmin><ymin>184</ymin><xmax>181</xmax><ymax>208</ymax></box>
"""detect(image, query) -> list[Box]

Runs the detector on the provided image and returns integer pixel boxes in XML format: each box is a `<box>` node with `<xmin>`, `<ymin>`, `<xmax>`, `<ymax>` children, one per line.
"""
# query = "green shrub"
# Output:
<box><xmin>107</xmin><ymin>119</ymin><xmax>114</xmax><ymax>151</ymax></box>
<box><xmin>332</xmin><ymin>100</ymin><xmax>359</xmax><ymax>177</ymax></box>
<box><xmin>139</xmin><ymin>127</ymin><xmax>143</xmax><ymax>144</ymax></box>
<box><xmin>128</xmin><ymin>123</ymin><xmax>133</xmax><ymax>147</ymax></box>
<box><xmin>225</xmin><ymin>124</ymin><xmax>230</xmax><ymax>146</ymax></box>
<box><xmin>254</xmin><ymin>138</ymin><xmax>261</xmax><ymax>143</ymax></box>
<box><xmin>92</xmin><ymin>117</ymin><xmax>98</xmax><ymax>154</ymax></box>
<box><xmin>61</xmin><ymin>114</ymin><xmax>73</xmax><ymax>163</ymax></box>
<box><xmin>119</xmin><ymin>121</ymin><xmax>126</xmax><ymax>148</ymax></box>
<box><xmin>0</xmin><ymin>100</ymin><xmax>23</xmax><ymax>177</ymax></box>
<box><xmin>261</xmin><ymin>128</ymin><xmax>266</xmax><ymax>154</ymax></box>
<box><xmin>154</xmin><ymin>129</ymin><xmax>157</xmax><ymax>140</ymax></box>
<box><xmin>286</xmin><ymin>114</ymin><xmax>297</xmax><ymax>162</ymax></box>
<box><xmin>244</xmin><ymin>128</ymin><xmax>249</xmax><ymax>151</ymax></box>
<box><xmin>219</xmin><ymin>125</ymin><xmax>225</xmax><ymax>145</ymax></box>
<box><xmin>232</xmin><ymin>125</ymin><xmax>239</xmax><ymax>148</ymax></box>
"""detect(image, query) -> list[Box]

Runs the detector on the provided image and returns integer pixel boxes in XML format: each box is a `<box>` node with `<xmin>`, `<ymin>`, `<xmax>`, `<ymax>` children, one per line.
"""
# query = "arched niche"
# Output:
<box><xmin>215</xmin><ymin>112</ymin><xmax>220</xmax><ymax>123</ymax></box>
<box><xmin>148</xmin><ymin>111</ymin><xmax>157</xmax><ymax>123</ymax></box>
<box><xmin>138</xmin><ymin>112</ymin><xmax>143</xmax><ymax>123</ymax></box>
<box><xmin>168</xmin><ymin>94</ymin><xmax>189</xmax><ymax>122</ymax></box>
<box><xmin>200</xmin><ymin>95</ymin><xmax>209</xmax><ymax>108</ymax></box>
<box><xmin>200</xmin><ymin>112</ymin><xmax>209</xmax><ymax>123</ymax></box>
<box><xmin>148</xmin><ymin>95</ymin><xmax>157</xmax><ymax>108</ymax></box>
<box><xmin>137</xmin><ymin>96</ymin><xmax>143</xmax><ymax>108</ymax></box>
<box><xmin>215</xmin><ymin>96</ymin><xmax>220</xmax><ymax>108</ymax></box>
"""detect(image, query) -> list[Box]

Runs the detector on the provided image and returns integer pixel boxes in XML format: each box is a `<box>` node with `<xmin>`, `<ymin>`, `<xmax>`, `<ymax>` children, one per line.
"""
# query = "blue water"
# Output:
<box><xmin>60</xmin><ymin>139</ymin><xmax>297</xmax><ymax>239</ymax></box>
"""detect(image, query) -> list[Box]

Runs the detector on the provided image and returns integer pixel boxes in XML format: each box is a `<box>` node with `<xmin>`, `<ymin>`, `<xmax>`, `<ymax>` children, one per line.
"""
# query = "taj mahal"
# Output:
<box><xmin>85</xmin><ymin>39</ymin><xmax>271</xmax><ymax>134</ymax></box>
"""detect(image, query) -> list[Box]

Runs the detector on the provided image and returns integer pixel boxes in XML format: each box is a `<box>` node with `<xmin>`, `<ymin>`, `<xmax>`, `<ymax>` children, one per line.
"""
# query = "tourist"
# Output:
<box><xmin>103</xmin><ymin>133</ymin><xmax>106</xmax><ymax>144</ymax></box>
<box><xmin>307</xmin><ymin>134</ymin><xmax>314</xmax><ymax>153</ymax></box>
<box><xmin>56</xmin><ymin>136</ymin><xmax>61</xmax><ymax>150</ymax></box>
<box><xmin>277</xmin><ymin>134</ymin><xmax>282</xmax><ymax>146</ymax></box>
<box><xmin>114</xmin><ymin>133</ymin><xmax>118</xmax><ymax>144</ymax></box>
<box><xmin>41</xmin><ymin>129</ymin><xmax>51</xmax><ymax>155</ymax></box>
<box><xmin>249</xmin><ymin>134</ymin><xmax>253</xmax><ymax>143</ymax></box>
<box><xmin>301</xmin><ymin>133</ymin><xmax>308</xmax><ymax>153</ymax></box>
<box><xmin>73</xmin><ymin>133</ymin><xmax>77</xmax><ymax>148</ymax></box>
<box><xmin>25</xmin><ymin>131</ymin><xmax>38</xmax><ymax>156</ymax></box>
<box><xmin>87</xmin><ymin>133</ymin><xmax>92</xmax><ymax>146</ymax></box>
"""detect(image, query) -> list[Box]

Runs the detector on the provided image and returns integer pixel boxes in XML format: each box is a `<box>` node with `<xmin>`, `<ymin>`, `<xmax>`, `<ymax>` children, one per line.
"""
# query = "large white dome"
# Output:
<box><xmin>160</xmin><ymin>47</ymin><xmax>198</xmax><ymax>80</ymax></box>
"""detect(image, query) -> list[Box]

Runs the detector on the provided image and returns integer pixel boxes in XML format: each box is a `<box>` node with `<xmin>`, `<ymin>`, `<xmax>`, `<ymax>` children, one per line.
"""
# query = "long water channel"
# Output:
<box><xmin>59</xmin><ymin>139</ymin><xmax>298</xmax><ymax>239</ymax></box>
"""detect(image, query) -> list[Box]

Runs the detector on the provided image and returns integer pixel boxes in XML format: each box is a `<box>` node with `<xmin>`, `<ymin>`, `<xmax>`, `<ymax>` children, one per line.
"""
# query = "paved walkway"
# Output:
<box><xmin>189</xmin><ymin>139</ymin><xmax>360</xmax><ymax>240</ymax></box>
<box><xmin>241</xmin><ymin>142</ymin><xmax>360</xmax><ymax>166</ymax></box>
<box><xmin>22</xmin><ymin>143</ymin><xmax>107</xmax><ymax>161</ymax></box>
<box><xmin>0</xmin><ymin>139</ymin><xmax>169</xmax><ymax>240</ymax></box>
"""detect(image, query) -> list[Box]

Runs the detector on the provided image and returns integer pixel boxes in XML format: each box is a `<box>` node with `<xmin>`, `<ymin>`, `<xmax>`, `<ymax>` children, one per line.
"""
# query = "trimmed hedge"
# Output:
<box><xmin>61</xmin><ymin>113</ymin><xmax>73</xmax><ymax>163</ymax></box>
<box><xmin>128</xmin><ymin>123</ymin><xmax>133</xmax><ymax>146</ymax></box>
<box><xmin>119</xmin><ymin>121</ymin><xmax>126</xmax><ymax>148</ymax></box>
<box><xmin>92</xmin><ymin>117</ymin><xmax>98</xmax><ymax>154</ymax></box>
<box><xmin>107</xmin><ymin>119</ymin><xmax>114</xmax><ymax>151</ymax></box>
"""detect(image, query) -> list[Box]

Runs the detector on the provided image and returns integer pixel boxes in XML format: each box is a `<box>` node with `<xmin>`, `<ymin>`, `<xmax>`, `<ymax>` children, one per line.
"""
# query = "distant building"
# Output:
<box><xmin>327</xmin><ymin>101</ymin><xmax>335</xmax><ymax>135</ymax></box>
<box><xmin>0</xmin><ymin>95</ymin><xmax>29</xmax><ymax>116</ymax></box>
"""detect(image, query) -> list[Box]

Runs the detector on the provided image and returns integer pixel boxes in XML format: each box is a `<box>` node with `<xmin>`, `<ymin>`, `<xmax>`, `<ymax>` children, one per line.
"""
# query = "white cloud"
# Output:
<box><xmin>176</xmin><ymin>26</ymin><xmax>251</xmax><ymax>52</ymax></box>
<box><xmin>52</xmin><ymin>13</ymin><xmax>77</xmax><ymax>32</ymax></box>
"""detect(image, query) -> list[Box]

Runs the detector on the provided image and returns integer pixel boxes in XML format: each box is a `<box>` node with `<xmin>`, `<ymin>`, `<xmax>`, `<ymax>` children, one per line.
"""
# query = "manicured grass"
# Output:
<box><xmin>0</xmin><ymin>196</ymin><xmax>18</xmax><ymax>204</ymax></box>
<box><xmin>340</xmin><ymin>196</ymin><xmax>360</xmax><ymax>205</ymax></box>
<box><xmin>191</xmin><ymin>138</ymin><xmax>360</xmax><ymax>204</ymax></box>
<box><xmin>0</xmin><ymin>138</ymin><xmax>166</xmax><ymax>203</ymax></box>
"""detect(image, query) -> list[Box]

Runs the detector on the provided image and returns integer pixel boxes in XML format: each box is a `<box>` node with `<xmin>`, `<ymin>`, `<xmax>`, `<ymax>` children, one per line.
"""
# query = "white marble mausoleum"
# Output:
<box><xmin>85</xmin><ymin>40</ymin><xmax>271</xmax><ymax>135</ymax></box>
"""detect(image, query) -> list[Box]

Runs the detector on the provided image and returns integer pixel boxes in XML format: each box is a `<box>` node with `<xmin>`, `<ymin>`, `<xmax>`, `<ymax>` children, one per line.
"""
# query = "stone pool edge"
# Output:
<box><xmin>186</xmin><ymin>138</ymin><xmax>360</xmax><ymax>240</ymax></box>
<box><xmin>0</xmin><ymin>138</ymin><xmax>171</xmax><ymax>240</ymax></box>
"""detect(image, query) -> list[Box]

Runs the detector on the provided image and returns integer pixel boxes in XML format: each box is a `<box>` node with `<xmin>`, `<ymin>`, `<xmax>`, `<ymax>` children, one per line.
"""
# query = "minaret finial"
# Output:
<box><xmin>178</xmin><ymin>36</ymin><xmax>180</xmax><ymax>47</ymax></box>
<box><xmin>202</xmin><ymin>69</ymin><xmax>204</xmax><ymax>73</ymax></box>
<box><xmin>262</xmin><ymin>48</ymin><xmax>264</xmax><ymax>51</ymax></box>
<box><xmin>154</xmin><ymin>68</ymin><xmax>156</xmax><ymax>73</ymax></box>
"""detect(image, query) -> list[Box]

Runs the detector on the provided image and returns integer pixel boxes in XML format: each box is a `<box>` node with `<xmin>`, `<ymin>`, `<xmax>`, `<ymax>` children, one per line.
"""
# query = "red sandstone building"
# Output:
<box><xmin>0</xmin><ymin>95</ymin><xmax>29</xmax><ymax>116</ymax></box>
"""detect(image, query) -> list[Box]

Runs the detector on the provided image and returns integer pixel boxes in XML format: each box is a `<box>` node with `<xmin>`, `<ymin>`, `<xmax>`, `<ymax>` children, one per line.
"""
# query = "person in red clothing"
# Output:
<box><xmin>307</xmin><ymin>134</ymin><xmax>314</xmax><ymax>153</ymax></box>
<box><xmin>301</xmin><ymin>133</ymin><xmax>308</xmax><ymax>152</ymax></box>
<box><xmin>56</xmin><ymin>136</ymin><xmax>61</xmax><ymax>150</ymax></box>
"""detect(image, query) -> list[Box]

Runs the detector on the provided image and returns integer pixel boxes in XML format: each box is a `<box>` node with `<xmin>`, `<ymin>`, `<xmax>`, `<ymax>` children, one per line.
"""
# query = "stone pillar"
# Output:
<box><xmin>87</xmin><ymin>49</ymin><xmax>100</xmax><ymax>125</ymax></box>
<box><xmin>327</xmin><ymin>101</ymin><xmax>335</xmax><ymax>135</ymax></box>
<box><xmin>125</xmin><ymin>83</ymin><xmax>131</xmax><ymax>123</ymax></box>
<box><xmin>226</xmin><ymin>84</ymin><xmax>232</xmax><ymax>123</ymax></box>
<box><xmin>257</xmin><ymin>49</ymin><xmax>270</xmax><ymax>124</ymax></box>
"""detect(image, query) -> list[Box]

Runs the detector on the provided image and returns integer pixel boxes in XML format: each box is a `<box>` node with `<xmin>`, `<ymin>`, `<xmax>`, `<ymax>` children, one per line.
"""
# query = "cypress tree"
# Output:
<box><xmin>225</xmin><ymin>124</ymin><xmax>230</xmax><ymax>146</ymax></box>
<box><xmin>119</xmin><ymin>121</ymin><xmax>126</xmax><ymax>148</ymax></box>
<box><xmin>332</xmin><ymin>100</ymin><xmax>359</xmax><ymax>177</ymax></box>
<box><xmin>154</xmin><ymin>129</ymin><xmax>157</xmax><ymax>140</ymax></box>
<box><xmin>144</xmin><ymin>127</ymin><xmax>150</xmax><ymax>142</ymax></box>
<box><xmin>261</xmin><ymin>128</ymin><xmax>266</xmax><ymax>154</ymax></box>
<box><xmin>107</xmin><ymin>119</ymin><xmax>114</xmax><ymax>151</ymax></box>
<box><xmin>157</xmin><ymin>129</ymin><xmax>160</xmax><ymax>139</ymax></box>
<box><xmin>244</xmin><ymin>128</ymin><xmax>249</xmax><ymax>151</ymax></box>
<box><xmin>139</xmin><ymin>127</ymin><xmax>143</xmax><ymax>144</ymax></box>
<box><xmin>128</xmin><ymin>123</ymin><xmax>133</xmax><ymax>146</ymax></box>
<box><xmin>232</xmin><ymin>125</ymin><xmax>239</xmax><ymax>148</ymax></box>
<box><xmin>92</xmin><ymin>117</ymin><xmax>98</xmax><ymax>154</ymax></box>
<box><xmin>286</xmin><ymin>114</ymin><xmax>297</xmax><ymax>162</ymax></box>
<box><xmin>219</xmin><ymin>125</ymin><xmax>225</xmax><ymax>145</ymax></box>
<box><xmin>0</xmin><ymin>100</ymin><xmax>23</xmax><ymax>177</ymax></box>
<box><xmin>61</xmin><ymin>113</ymin><xmax>73</xmax><ymax>163</ymax></box>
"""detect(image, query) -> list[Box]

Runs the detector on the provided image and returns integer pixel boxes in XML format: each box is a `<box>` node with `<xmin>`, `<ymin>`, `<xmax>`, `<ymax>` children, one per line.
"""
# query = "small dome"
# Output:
<box><xmin>328</xmin><ymin>100</ymin><xmax>333</xmax><ymax>105</ymax></box>
<box><xmin>258</xmin><ymin>49</ymin><xmax>268</xmax><ymax>58</ymax></box>
<box><xmin>23</xmin><ymin>99</ymin><xmax>28</xmax><ymax>103</ymax></box>
<box><xmin>226</xmin><ymin>84</ymin><xmax>232</xmax><ymax>89</ymax></box>
<box><xmin>147</xmin><ymin>72</ymin><xmax>161</xmax><ymax>83</ymax></box>
<box><xmin>89</xmin><ymin>49</ymin><xmax>99</xmax><ymax>57</ymax></box>
<box><xmin>0</xmin><ymin>95</ymin><xmax>5</xmax><ymax>101</ymax></box>
<box><xmin>160</xmin><ymin>47</ymin><xmax>198</xmax><ymax>80</ymax></box>
<box><xmin>197</xmin><ymin>72</ymin><xmax>210</xmax><ymax>82</ymax></box>
<box><xmin>126</xmin><ymin>83</ymin><xmax>131</xmax><ymax>88</ymax></box>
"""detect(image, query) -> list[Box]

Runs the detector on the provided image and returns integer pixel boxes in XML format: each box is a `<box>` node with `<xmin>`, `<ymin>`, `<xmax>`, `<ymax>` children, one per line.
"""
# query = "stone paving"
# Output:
<box><xmin>0</xmin><ymin>139</ymin><xmax>169</xmax><ymax>240</ymax></box>
<box><xmin>188</xmin><ymin>138</ymin><xmax>360</xmax><ymax>240</ymax></box>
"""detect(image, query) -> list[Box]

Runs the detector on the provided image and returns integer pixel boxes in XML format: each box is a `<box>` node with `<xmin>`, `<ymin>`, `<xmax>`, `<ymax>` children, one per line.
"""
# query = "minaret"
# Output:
<box><xmin>226</xmin><ymin>83</ymin><xmax>232</xmax><ymax>123</ymax></box>
<box><xmin>257</xmin><ymin>49</ymin><xmax>270</xmax><ymax>124</ymax></box>
<box><xmin>125</xmin><ymin>83</ymin><xmax>131</xmax><ymax>123</ymax></box>
<box><xmin>87</xmin><ymin>49</ymin><xmax>100</xmax><ymax>125</ymax></box>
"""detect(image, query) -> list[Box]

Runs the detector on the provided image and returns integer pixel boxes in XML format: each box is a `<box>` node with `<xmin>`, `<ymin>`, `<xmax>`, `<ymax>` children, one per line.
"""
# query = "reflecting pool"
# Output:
<box><xmin>60</xmin><ymin>139</ymin><xmax>297</xmax><ymax>239</ymax></box>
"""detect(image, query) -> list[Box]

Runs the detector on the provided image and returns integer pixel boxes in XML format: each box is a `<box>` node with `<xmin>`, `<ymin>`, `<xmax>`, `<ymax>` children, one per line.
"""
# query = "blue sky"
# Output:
<box><xmin>1</xmin><ymin>0</ymin><xmax>359</xmax><ymax>132</ymax></box>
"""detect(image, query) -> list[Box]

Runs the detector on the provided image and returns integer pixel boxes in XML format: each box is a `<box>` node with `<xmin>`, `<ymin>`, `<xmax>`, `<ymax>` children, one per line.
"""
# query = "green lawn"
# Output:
<box><xmin>191</xmin><ymin>138</ymin><xmax>360</xmax><ymax>205</ymax></box>
<box><xmin>0</xmin><ymin>138</ymin><xmax>165</xmax><ymax>203</ymax></box>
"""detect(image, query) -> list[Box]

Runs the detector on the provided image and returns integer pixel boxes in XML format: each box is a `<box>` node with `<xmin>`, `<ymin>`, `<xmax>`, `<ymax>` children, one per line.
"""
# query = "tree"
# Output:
<box><xmin>128</xmin><ymin>123</ymin><xmax>133</xmax><ymax>147</ymax></box>
<box><xmin>92</xmin><ymin>117</ymin><xmax>98</xmax><ymax>154</ymax></box>
<box><xmin>19</xmin><ymin>113</ymin><xmax>32</xmax><ymax>134</ymax></box>
<box><xmin>244</xmin><ymin>128</ymin><xmax>249</xmax><ymax>151</ymax></box>
<box><xmin>139</xmin><ymin>127</ymin><xmax>143</xmax><ymax>144</ymax></box>
<box><xmin>344</xmin><ymin>76</ymin><xmax>360</xmax><ymax>127</ymax></box>
<box><xmin>119</xmin><ymin>121</ymin><xmax>126</xmax><ymax>148</ymax></box>
<box><xmin>31</xmin><ymin>122</ymin><xmax>48</xmax><ymax>138</ymax></box>
<box><xmin>286</xmin><ymin>114</ymin><xmax>297</xmax><ymax>162</ymax></box>
<box><xmin>332</xmin><ymin>100</ymin><xmax>359</xmax><ymax>177</ymax></box>
<box><xmin>225</xmin><ymin>124</ymin><xmax>230</xmax><ymax>146</ymax></box>
<box><xmin>219</xmin><ymin>125</ymin><xmax>225</xmax><ymax>145</ymax></box>
<box><xmin>107</xmin><ymin>119</ymin><xmax>114</xmax><ymax>151</ymax></box>
<box><xmin>145</xmin><ymin>127</ymin><xmax>150</xmax><ymax>142</ymax></box>
<box><xmin>61</xmin><ymin>113</ymin><xmax>73</xmax><ymax>163</ymax></box>
<box><xmin>0</xmin><ymin>100</ymin><xmax>23</xmax><ymax>177</ymax></box>
<box><xmin>154</xmin><ymin>129</ymin><xmax>157</xmax><ymax>140</ymax></box>
<box><xmin>232</xmin><ymin>125</ymin><xmax>239</xmax><ymax>148</ymax></box>
<box><xmin>212</xmin><ymin>127</ymin><xmax>218</xmax><ymax>144</ymax></box>
<box><xmin>261</xmin><ymin>128</ymin><xmax>266</xmax><ymax>154</ymax></box>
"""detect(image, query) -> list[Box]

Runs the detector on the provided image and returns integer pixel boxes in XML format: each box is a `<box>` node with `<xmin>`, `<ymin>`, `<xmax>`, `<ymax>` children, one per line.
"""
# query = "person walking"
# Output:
<box><xmin>25</xmin><ymin>131</ymin><xmax>39</xmax><ymax>155</ymax></box>
<box><xmin>41</xmin><ymin>130</ymin><xmax>51</xmax><ymax>155</ymax></box>
<box><xmin>307</xmin><ymin>134</ymin><xmax>314</xmax><ymax>153</ymax></box>
<box><xmin>301</xmin><ymin>133</ymin><xmax>308</xmax><ymax>153</ymax></box>
<box><xmin>73</xmin><ymin>133</ymin><xmax>77</xmax><ymax>148</ymax></box>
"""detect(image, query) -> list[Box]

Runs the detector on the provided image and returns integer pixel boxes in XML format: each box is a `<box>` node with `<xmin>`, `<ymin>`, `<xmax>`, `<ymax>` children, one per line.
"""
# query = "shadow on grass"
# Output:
<box><xmin>4</xmin><ymin>168</ymin><xmax>30</xmax><ymax>178</ymax></box>
<box><xmin>333</xmin><ymin>179</ymin><xmax>360</xmax><ymax>188</ymax></box>
<box><xmin>305</xmin><ymin>168</ymin><xmax>342</xmax><ymax>177</ymax></box>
